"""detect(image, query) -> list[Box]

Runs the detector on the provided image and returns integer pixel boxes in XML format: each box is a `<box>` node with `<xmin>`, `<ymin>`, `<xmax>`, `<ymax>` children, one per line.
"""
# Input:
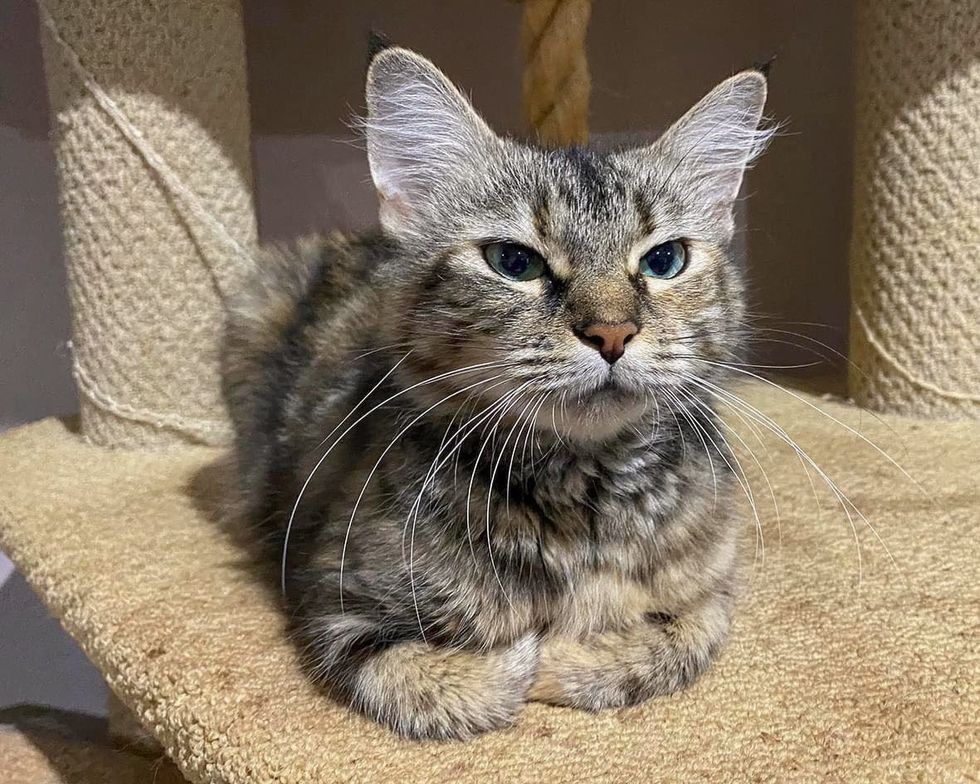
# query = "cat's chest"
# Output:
<box><xmin>521</xmin><ymin>442</ymin><xmax>683</xmax><ymax>542</ymax></box>
<box><xmin>547</xmin><ymin>569</ymin><xmax>656</xmax><ymax>637</ymax></box>
<box><xmin>455</xmin><ymin>440</ymin><xmax>718</xmax><ymax>644</ymax></box>
<box><xmin>484</xmin><ymin>442</ymin><xmax>686</xmax><ymax>601</ymax></box>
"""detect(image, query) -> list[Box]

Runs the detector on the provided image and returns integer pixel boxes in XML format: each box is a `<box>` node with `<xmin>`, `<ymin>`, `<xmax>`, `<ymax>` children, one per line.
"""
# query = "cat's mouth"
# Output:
<box><xmin>595</xmin><ymin>376</ymin><xmax>637</xmax><ymax>402</ymax></box>
<box><xmin>575</xmin><ymin>367</ymin><xmax>644</xmax><ymax>406</ymax></box>
<box><xmin>600</xmin><ymin>371</ymin><xmax>622</xmax><ymax>390</ymax></box>
<box><xmin>597</xmin><ymin>362</ymin><xmax>640</xmax><ymax>392</ymax></box>
<box><xmin>552</xmin><ymin>376</ymin><xmax>649</xmax><ymax>442</ymax></box>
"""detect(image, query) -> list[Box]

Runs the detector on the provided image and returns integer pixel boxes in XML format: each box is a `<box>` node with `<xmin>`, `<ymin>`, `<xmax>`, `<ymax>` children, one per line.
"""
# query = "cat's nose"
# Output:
<box><xmin>573</xmin><ymin>321</ymin><xmax>639</xmax><ymax>365</ymax></box>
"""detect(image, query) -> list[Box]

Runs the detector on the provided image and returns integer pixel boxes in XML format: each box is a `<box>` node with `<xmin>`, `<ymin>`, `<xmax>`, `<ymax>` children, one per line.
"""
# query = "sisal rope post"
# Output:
<box><xmin>520</xmin><ymin>0</ymin><xmax>592</xmax><ymax>146</ymax></box>
<box><xmin>37</xmin><ymin>0</ymin><xmax>257</xmax><ymax>448</ymax></box>
<box><xmin>848</xmin><ymin>0</ymin><xmax>980</xmax><ymax>419</ymax></box>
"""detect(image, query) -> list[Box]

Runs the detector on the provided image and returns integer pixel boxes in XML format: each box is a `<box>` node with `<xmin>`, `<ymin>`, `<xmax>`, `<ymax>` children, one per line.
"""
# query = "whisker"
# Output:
<box><xmin>506</xmin><ymin>392</ymin><xmax>547</xmax><ymax>522</ymax></box>
<box><xmin>312</xmin><ymin>350</ymin><xmax>413</xmax><ymax>453</ymax></box>
<box><xmin>484</xmin><ymin>386</ymin><xmax>538</xmax><ymax>609</ymax></box>
<box><xmin>347</xmin><ymin>341</ymin><xmax>414</xmax><ymax>363</ymax></box>
<box><xmin>668</xmin><ymin>388</ymin><xmax>719</xmax><ymax>508</ymax></box>
<box><xmin>696</xmin><ymin>360</ymin><xmax>928</xmax><ymax>499</ymax></box>
<box><xmin>665</xmin><ymin>386</ymin><xmax>766</xmax><ymax>566</ymax></box>
<box><xmin>679</xmin><ymin>382</ymin><xmax>782</xmax><ymax>548</ymax></box>
<box><xmin>669</xmin><ymin>353</ymin><xmax>823</xmax><ymax>372</ymax></box>
<box><xmin>403</xmin><ymin>383</ymin><xmax>523</xmax><ymax>638</ymax></box>
<box><xmin>283</xmin><ymin>357</ymin><xmax>507</xmax><ymax>595</ymax></box>
<box><xmin>689</xmin><ymin>375</ymin><xmax>902</xmax><ymax>582</ymax></box>
<box><xmin>401</xmin><ymin>384</ymin><xmax>518</xmax><ymax>560</ymax></box>
<box><xmin>339</xmin><ymin>372</ymin><xmax>510</xmax><ymax>614</ymax></box>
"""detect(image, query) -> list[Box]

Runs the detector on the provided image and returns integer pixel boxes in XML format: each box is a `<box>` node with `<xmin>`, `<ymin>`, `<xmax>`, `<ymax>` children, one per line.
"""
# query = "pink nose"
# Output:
<box><xmin>574</xmin><ymin>321</ymin><xmax>639</xmax><ymax>364</ymax></box>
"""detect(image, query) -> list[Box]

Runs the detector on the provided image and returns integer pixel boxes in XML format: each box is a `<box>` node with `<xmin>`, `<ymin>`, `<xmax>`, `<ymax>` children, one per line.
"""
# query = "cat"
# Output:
<box><xmin>221</xmin><ymin>42</ymin><xmax>772</xmax><ymax>740</ymax></box>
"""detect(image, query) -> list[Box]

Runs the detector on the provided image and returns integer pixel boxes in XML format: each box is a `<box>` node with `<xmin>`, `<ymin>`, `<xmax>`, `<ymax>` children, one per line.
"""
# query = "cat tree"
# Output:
<box><xmin>848</xmin><ymin>1</ymin><xmax>980</xmax><ymax>418</ymax></box>
<box><xmin>2</xmin><ymin>0</ymin><xmax>977</xmax><ymax>781</ymax></box>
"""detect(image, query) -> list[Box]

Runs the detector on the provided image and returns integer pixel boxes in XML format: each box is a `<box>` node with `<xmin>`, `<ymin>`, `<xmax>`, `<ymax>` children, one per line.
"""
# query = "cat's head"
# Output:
<box><xmin>363</xmin><ymin>46</ymin><xmax>771</xmax><ymax>442</ymax></box>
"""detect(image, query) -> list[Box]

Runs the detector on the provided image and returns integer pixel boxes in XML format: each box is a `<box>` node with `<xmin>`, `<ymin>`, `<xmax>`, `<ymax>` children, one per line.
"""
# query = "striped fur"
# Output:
<box><xmin>221</xmin><ymin>46</ymin><xmax>769</xmax><ymax>739</ymax></box>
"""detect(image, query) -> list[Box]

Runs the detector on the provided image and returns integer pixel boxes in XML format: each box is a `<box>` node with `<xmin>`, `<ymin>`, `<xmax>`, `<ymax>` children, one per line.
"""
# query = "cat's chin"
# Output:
<box><xmin>547</xmin><ymin>386</ymin><xmax>650</xmax><ymax>444</ymax></box>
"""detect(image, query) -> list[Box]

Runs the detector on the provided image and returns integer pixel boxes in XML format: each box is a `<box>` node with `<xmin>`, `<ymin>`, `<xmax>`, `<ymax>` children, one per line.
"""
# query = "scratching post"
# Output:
<box><xmin>520</xmin><ymin>0</ymin><xmax>592</xmax><ymax>146</ymax></box>
<box><xmin>38</xmin><ymin>0</ymin><xmax>256</xmax><ymax>448</ymax></box>
<box><xmin>848</xmin><ymin>0</ymin><xmax>980</xmax><ymax>418</ymax></box>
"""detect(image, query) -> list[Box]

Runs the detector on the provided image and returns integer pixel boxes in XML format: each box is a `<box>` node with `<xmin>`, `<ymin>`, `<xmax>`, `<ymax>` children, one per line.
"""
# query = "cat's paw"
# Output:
<box><xmin>529</xmin><ymin>646</ymin><xmax>709</xmax><ymax>712</ymax></box>
<box><xmin>529</xmin><ymin>610</ymin><xmax>727</xmax><ymax>711</ymax></box>
<box><xmin>353</xmin><ymin>633</ymin><xmax>539</xmax><ymax>740</ymax></box>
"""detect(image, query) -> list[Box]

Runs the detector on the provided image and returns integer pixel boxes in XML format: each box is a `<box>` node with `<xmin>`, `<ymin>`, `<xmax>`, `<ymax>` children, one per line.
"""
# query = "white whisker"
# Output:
<box><xmin>689</xmin><ymin>375</ymin><xmax>902</xmax><ymax>582</ymax></box>
<box><xmin>282</xmin><ymin>356</ymin><xmax>506</xmax><ymax>595</ymax></box>
<box><xmin>339</xmin><ymin>372</ymin><xmax>510</xmax><ymax>615</ymax></box>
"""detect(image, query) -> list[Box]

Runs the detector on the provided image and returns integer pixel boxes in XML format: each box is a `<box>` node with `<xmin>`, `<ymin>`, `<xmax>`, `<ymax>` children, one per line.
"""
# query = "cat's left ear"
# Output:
<box><xmin>635</xmin><ymin>70</ymin><xmax>772</xmax><ymax>213</ymax></box>
<box><xmin>364</xmin><ymin>47</ymin><xmax>498</xmax><ymax>236</ymax></box>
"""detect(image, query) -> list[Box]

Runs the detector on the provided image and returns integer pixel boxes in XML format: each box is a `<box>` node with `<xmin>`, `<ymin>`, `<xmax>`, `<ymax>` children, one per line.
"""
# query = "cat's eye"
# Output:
<box><xmin>482</xmin><ymin>242</ymin><xmax>546</xmax><ymax>282</ymax></box>
<box><xmin>640</xmin><ymin>240</ymin><xmax>687</xmax><ymax>279</ymax></box>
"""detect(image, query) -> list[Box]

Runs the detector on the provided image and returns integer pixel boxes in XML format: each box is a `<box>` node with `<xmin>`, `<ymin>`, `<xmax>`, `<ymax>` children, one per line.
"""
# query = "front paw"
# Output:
<box><xmin>529</xmin><ymin>615</ymin><xmax>725</xmax><ymax>711</ymax></box>
<box><xmin>354</xmin><ymin>634</ymin><xmax>539</xmax><ymax>740</ymax></box>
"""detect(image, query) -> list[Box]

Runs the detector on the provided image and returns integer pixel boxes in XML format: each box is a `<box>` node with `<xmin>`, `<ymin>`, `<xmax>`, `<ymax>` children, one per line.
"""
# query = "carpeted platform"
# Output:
<box><xmin>0</xmin><ymin>382</ymin><xmax>976</xmax><ymax>782</ymax></box>
<box><xmin>1</xmin><ymin>726</ymin><xmax>185</xmax><ymax>784</ymax></box>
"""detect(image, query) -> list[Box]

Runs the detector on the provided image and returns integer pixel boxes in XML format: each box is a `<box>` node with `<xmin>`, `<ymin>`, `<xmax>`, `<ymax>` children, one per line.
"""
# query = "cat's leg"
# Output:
<box><xmin>301</xmin><ymin>613</ymin><xmax>539</xmax><ymax>740</ymax></box>
<box><xmin>528</xmin><ymin>588</ymin><xmax>733</xmax><ymax>711</ymax></box>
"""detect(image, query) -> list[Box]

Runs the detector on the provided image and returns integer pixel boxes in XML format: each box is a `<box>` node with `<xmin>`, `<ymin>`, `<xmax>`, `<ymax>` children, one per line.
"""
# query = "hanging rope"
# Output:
<box><xmin>519</xmin><ymin>0</ymin><xmax>592</xmax><ymax>146</ymax></box>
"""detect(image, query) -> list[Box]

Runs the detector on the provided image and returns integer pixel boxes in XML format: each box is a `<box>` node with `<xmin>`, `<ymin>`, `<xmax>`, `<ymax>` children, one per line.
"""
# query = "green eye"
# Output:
<box><xmin>482</xmin><ymin>242</ymin><xmax>546</xmax><ymax>281</ymax></box>
<box><xmin>640</xmin><ymin>240</ymin><xmax>687</xmax><ymax>279</ymax></box>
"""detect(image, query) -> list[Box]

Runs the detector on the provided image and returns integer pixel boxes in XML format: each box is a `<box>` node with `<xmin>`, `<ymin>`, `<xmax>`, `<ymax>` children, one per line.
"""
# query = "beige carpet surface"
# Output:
<box><xmin>0</xmin><ymin>383</ymin><xmax>977</xmax><ymax>783</ymax></box>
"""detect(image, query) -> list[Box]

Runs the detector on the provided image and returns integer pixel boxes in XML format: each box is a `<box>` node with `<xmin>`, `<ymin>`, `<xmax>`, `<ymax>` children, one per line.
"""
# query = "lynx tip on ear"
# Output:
<box><xmin>751</xmin><ymin>54</ymin><xmax>778</xmax><ymax>79</ymax></box>
<box><xmin>367</xmin><ymin>30</ymin><xmax>395</xmax><ymax>67</ymax></box>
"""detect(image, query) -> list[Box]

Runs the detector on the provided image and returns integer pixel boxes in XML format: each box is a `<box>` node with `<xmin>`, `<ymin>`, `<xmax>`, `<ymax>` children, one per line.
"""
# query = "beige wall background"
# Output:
<box><xmin>0</xmin><ymin>0</ymin><xmax>854</xmax><ymax>719</ymax></box>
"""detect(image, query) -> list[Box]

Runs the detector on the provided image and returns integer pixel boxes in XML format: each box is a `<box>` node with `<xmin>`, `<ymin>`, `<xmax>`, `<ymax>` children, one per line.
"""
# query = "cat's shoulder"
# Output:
<box><xmin>228</xmin><ymin>230</ymin><xmax>389</xmax><ymax>324</ymax></box>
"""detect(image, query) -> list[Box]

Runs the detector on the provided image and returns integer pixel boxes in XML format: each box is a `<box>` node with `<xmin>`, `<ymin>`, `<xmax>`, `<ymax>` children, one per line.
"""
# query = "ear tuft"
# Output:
<box><xmin>366</xmin><ymin>30</ymin><xmax>394</xmax><ymax>67</ymax></box>
<box><xmin>751</xmin><ymin>54</ymin><xmax>777</xmax><ymax>79</ymax></box>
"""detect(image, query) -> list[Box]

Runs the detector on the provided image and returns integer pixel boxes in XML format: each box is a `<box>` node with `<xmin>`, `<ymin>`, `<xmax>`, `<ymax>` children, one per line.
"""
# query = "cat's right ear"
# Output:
<box><xmin>649</xmin><ymin>71</ymin><xmax>772</xmax><ymax>210</ymax></box>
<box><xmin>364</xmin><ymin>47</ymin><xmax>497</xmax><ymax>237</ymax></box>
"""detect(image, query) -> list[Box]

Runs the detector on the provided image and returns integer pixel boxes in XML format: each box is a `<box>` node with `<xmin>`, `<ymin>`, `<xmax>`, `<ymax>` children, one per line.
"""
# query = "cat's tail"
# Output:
<box><xmin>300</xmin><ymin>614</ymin><xmax>539</xmax><ymax>740</ymax></box>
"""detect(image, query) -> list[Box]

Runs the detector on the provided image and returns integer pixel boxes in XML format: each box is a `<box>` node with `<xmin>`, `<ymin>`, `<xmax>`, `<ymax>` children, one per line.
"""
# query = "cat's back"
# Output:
<box><xmin>224</xmin><ymin>231</ymin><xmax>387</xmax><ymax>368</ymax></box>
<box><xmin>221</xmin><ymin>231</ymin><xmax>391</xmax><ymax>522</ymax></box>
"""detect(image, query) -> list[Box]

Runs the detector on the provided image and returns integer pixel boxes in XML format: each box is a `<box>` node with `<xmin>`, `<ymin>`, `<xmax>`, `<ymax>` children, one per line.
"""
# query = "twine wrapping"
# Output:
<box><xmin>848</xmin><ymin>0</ymin><xmax>980</xmax><ymax>419</ymax></box>
<box><xmin>37</xmin><ymin>0</ymin><xmax>257</xmax><ymax>448</ymax></box>
<box><xmin>520</xmin><ymin>0</ymin><xmax>592</xmax><ymax>146</ymax></box>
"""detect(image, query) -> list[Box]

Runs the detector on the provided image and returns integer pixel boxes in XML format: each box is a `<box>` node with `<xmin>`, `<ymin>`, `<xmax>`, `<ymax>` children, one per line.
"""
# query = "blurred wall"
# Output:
<box><xmin>0</xmin><ymin>1</ymin><xmax>76</xmax><ymax>433</ymax></box>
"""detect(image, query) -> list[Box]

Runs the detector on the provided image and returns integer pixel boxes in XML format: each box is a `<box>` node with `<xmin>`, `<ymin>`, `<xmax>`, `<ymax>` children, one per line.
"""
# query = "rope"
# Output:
<box><xmin>37</xmin><ymin>2</ymin><xmax>253</xmax><ymax>303</ymax></box>
<box><xmin>853</xmin><ymin>308</ymin><xmax>980</xmax><ymax>404</ymax></box>
<box><xmin>72</xmin><ymin>353</ymin><xmax>229</xmax><ymax>443</ymax></box>
<box><xmin>519</xmin><ymin>0</ymin><xmax>592</xmax><ymax>146</ymax></box>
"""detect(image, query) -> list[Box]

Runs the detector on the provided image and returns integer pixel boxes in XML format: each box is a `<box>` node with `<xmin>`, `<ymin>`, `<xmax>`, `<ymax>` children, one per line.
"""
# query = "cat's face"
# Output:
<box><xmin>365</xmin><ymin>47</ymin><xmax>770</xmax><ymax>441</ymax></box>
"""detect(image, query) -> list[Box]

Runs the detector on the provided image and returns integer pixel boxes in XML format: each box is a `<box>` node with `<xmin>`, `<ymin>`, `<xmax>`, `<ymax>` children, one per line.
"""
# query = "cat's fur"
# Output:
<box><xmin>222</xmin><ymin>45</ymin><xmax>771</xmax><ymax>740</ymax></box>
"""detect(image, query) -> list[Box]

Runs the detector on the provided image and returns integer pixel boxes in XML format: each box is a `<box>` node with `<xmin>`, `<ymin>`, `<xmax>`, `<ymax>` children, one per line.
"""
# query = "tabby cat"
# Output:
<box><xmin>222</xmin><ymin>43</ymin><xmax>772</xmax><ymax>739</ymax></box>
